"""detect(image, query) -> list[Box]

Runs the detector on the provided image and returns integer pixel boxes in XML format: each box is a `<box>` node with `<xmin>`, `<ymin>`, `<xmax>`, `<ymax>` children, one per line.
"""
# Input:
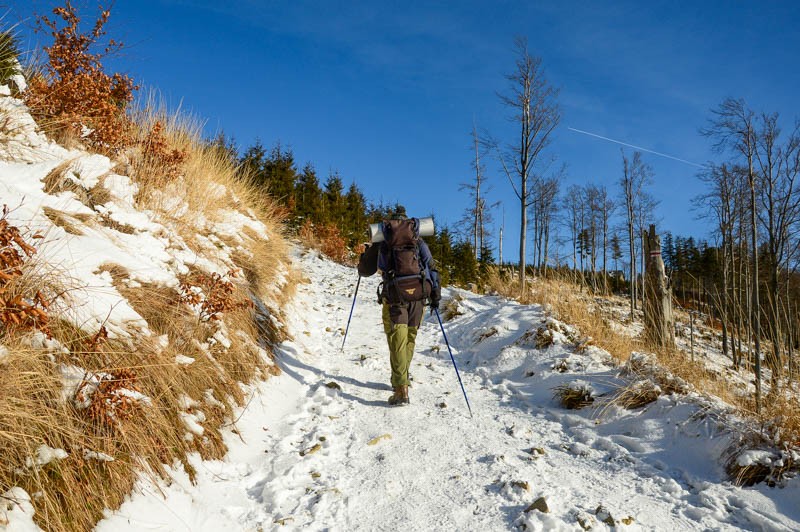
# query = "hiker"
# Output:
<box><xmin>357</xmin><ymin>207</ymin><xmax>440</xmax><ymax>405</ymax></box>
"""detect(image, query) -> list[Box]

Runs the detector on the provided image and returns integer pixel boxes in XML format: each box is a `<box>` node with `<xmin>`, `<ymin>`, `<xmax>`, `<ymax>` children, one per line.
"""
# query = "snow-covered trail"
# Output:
<box><xmin>98</xmin><ymin>249</ymin><xmax>800</xmax><ymax>531</ymax></box>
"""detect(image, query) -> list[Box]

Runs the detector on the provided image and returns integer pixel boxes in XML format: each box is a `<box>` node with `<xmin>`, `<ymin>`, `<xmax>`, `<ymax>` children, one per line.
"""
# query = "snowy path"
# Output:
<box><xmin>98</xmin><ymin>249</ymin><xmax>800</xmax><ymax>531</ymax></box>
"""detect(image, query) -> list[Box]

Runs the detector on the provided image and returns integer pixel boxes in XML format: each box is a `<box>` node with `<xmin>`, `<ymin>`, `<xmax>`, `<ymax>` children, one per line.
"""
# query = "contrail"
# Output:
<box><xmin>568</xmin><ymin>127</ymin><xmax>703</xmax><ymax>168</ymax></box>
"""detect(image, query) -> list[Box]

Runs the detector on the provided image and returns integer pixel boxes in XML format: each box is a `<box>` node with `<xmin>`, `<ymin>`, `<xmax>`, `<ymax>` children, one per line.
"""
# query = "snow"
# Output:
<box><xmin>84</xmin><ymin>450</ymin><xmax>115</xmax><ymax>463</ymax></box>
<box><xmin>179</xmin><ymin>411</ymin><xmax>206</xmax><ymax>438</ymax></box>
<box><xmin>24</xmin><ymin>445</ymin><xmax>68</xmax><ymax>470</ymax></box>
<box><xmin>1</xmin><ymin>83</ymin><xmax>798</xmax><ymax>531</ymax></box>
<box><xmin>737</xmin><ymin>450</ymin><xmax>775</xmax><ymax>468</ymax></box>
<box><xmin>174</xmin><ymin>354</ymin><xmax>195</xmax><ymax>365</ymax></box>
<box><xmin>0</xmin><ymin>487</ymin><xmax>38</xmax><ymax>532</ymax></box>
<box><xmin>95</xmin><ymin>250</ymin><xmax>800</xmax><ymax>531</ymax></box>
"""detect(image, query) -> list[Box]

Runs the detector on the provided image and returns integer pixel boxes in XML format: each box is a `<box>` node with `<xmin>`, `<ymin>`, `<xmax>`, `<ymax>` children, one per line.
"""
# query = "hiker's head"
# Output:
<box><xmin>390</xmin><ymin>205</ymin><xmax>407</xmax><ymax>220</ymax></box>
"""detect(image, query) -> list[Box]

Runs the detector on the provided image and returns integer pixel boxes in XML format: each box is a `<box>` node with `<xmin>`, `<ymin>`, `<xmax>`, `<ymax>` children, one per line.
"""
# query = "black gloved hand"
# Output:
<box><xmin>429</xmin><ymin>286</ymin><xmax>441</xmax><ymax>312</ymax></box>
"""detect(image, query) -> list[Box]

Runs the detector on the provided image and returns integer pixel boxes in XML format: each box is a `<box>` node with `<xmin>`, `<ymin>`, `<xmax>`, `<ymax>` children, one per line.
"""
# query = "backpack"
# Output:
<box><xmin>380</xmin><ymin>218</ymin><xmax>432</xmax><ymax>304</ymax></box>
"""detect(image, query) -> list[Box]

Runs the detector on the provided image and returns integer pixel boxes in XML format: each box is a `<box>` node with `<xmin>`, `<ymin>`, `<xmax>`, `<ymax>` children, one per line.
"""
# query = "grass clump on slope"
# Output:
<box><xmin>1</xmin><ymin>90</ymin><xmax>294</xmax><ymax>532</ymax></box>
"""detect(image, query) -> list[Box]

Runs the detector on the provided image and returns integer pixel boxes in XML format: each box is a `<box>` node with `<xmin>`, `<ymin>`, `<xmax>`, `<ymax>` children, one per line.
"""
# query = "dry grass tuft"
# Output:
<box><xmin>441</xmin><ymin>293</ymin><xmax>464</xmax><ymax>322</ymax></box>
<box><xmin>42</xmin><ymin>160</ymin><xmax>77</xmax><ymax>194</ymax></box>
<box><xmin>727</xmin><ymin>460</ymin><xmax>773</xmax><ymax>487</ymax></box>
<box><xmin>87</xmin><ymin>177</ymin><xmax>113</xmax><ymax>207</ymax></box>
<box><xmin>723</xmin><ymin>432</ymin><xmax>798</xmax><ymax>487</ymax></box>
<box><xmin>553</xmin><ymin>381</ymin><xmax>595</xmax><ymax>410</ymax></box>
<box><xmin>96</xmin><ymin>213</ymin><xmax>136</xmax><ymax>234</ymax></box>
<box><xmin>42</xmin><ymin>207</ymin><xmax>85</xmax><ymax>235</ymax></box>
<box><xmin>621</xmin><ymin>352</ymin><xmax>691</xmax><ymax>396</ymax></box>
<box><xmin>476</xmin><ymin>326</ymin><xmax>499</xmax><ymax>343</ymax></box>
<box><xmin>41</xmin><ymin>159</ymin><xmax>110</xmax><ymax>211</ymax></box>
<box><xmin>609</xmin><ymin>379</ymin><xmax>662</xmax><ymax>410</ymax></box>
<box><xmin>124</xmin><ymin>95</ymin><xmax>263</xmax><ymax>223</ymax></box>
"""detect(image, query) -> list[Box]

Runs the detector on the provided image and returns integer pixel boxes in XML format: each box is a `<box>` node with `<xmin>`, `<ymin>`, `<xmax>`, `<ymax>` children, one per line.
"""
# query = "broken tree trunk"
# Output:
<box><xmin>643</xmin><ymin>224</ymin><xmax>675</xmax><ymax>349</ymax></box>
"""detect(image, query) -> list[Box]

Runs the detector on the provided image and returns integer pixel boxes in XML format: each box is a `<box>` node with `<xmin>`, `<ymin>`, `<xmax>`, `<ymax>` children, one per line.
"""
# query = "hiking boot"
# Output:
<box><xmin>388</xmin><ymin>385</ymin><xmax>410</xmax><ymax>406</ymax></box>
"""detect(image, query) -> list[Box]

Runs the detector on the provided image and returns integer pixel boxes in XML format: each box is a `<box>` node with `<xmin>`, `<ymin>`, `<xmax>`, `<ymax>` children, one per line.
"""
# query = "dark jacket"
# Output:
<box><xmin>357</xmin><ymin>242</ymin><xmax>380</xmax><ymax>277</ymax></box>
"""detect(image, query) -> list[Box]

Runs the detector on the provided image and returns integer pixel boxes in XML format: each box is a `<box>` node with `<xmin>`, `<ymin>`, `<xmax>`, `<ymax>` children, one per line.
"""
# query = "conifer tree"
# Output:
<box><xmin>295</xmin><ymin>163</ymin><xmax>322</xmax><ymax>225</ymax></box>
<box><xmin>240</xmin><ymin>140</ymin><xmax>266</xmax><ymax>183</ymax></box>
<box><xmin>263</xmin><ymin>143</ymin><xmax>299</xmax><ymax>204</ymax></box>
<box><xmin>452</xmin><ymin>241</ymin><xmax>479</xmax><ymax>286</ymax></box>
<box><xmin>323</xmin><ymin>173</ymin><xmax>345</xmax><ymax>226</ymax></box>
<box><xmin>343</xmin><ymin>183</ymin><xmax>368</xmax><ymax>245</ymax></box>
<box><xmin>427</xmin><ymin>226</ymin><xmax>454</xmax><ymax>286</ymax></box>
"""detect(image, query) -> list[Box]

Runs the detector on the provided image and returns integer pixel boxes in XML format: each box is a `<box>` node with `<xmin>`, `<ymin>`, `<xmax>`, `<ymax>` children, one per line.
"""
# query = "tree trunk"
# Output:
<box><xmin>643</xmin><ymin>225</ymin><xmax>675</xmax><ymax>348</ymax></box>
<box><xmin>520</xmin><ymin>186</ymin><xmax>527</xmax><ymax>293</ymax></box>
<box><xmin>749</xmin><ymin>166</ymin><xmax>762</xmax><ymax>413</ymax></box>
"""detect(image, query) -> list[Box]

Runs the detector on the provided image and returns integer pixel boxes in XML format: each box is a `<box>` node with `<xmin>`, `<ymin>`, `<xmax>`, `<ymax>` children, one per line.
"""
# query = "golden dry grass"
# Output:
<box><xmin>0</xmin><ymin>340</ymin><xmax>129</xmax><ymax>531</ymax></box>
<box><xmin>41</xmin><ymin>159</ymin><xmax>111</xmax><ymax>211</ymax></box>
<box><xmin>553</xmin><ymin>382</ymin><xmax>595</xmax><ymax>410</ymax></box>
<box><xmin>41</xmin><ymin>207</ymin><xmax>84</xmax><ymax>235</ymax></box>
<box><xmin>0</xmin><ymin>257</ymin><xmax>287</xmax><ymax>531</ymax></box>
<box><xmin>0</xmin><ymin>94</ymin><xmax>296</xmax><ymax>530</ymax></box>
<box><xmin>485</xmin><ymin>266</ymin><xmax>800</xmax><ymax>448</ymax></box>
<box><xmin>607</xmin><ymin>379</ymin><xmax>662</xmax><ymax>410</ymax></box>
<box><xmin>0</xmin><ymin>280</ymin><xmax>286</xmax><ymax>530</ymax></box>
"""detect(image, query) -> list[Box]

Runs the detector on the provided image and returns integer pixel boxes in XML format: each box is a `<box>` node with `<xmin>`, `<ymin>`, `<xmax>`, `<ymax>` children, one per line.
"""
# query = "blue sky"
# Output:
<box><xmin>9</xmin><ymin>1</ymin><xmax>800</xmax><ymax>263</ymax></box>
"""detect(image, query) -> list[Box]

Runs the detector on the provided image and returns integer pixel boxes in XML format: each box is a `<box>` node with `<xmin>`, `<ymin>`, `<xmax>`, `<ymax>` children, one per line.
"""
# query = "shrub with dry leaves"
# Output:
<box><xmin>0</xmin><ymin>205</ymin><xmax>49</xmax><ymax>334</ymax></box>
<box><xmin>179</xmin><ymin>270</ymin><xmax>252</xmax><ymax>322</ymax></box>
<box><xmin>140</xmin><ymin>120</ymin><xmax>188</xmax><ymax>181</ymax></box>
<box><xmin>24</xmin><ymin>1</ymin><xmax>138</xmax><ymax>152</ymax></box>
<box><xmin>298</xmin><ymin>219</ymin><xmax>352</xmax><ymax>264</ymax></box>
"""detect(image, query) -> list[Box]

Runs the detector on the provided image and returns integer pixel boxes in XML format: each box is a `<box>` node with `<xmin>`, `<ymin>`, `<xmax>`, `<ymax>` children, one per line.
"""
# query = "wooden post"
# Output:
<box><xmin>643</xmin><ymin>225</ymin><xmax>676</xmax><ymax>348</ymax></box>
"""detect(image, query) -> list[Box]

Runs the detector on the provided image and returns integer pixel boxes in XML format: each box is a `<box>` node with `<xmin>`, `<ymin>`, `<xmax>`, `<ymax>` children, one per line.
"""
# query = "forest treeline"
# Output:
<box><xmin>213</xmin><ymin>139</ymin><xmax>490</xmax><ymax>287</ymax></box>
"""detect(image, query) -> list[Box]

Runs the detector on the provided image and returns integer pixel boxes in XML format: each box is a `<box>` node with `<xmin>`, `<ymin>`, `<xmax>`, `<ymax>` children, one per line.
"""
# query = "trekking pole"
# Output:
<box><xmin>341</xmin><ymin>275</ymin><xmax>362</xmax><ymax>351</ymax></box>
<box><xmin>434</xmin><ymin>308</ymin><xmax>473</xmax><ymax>418</ymax></box>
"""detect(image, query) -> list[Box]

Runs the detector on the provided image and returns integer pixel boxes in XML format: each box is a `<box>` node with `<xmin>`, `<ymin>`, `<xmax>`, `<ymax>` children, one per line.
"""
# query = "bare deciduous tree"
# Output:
<box><xmin>620</xmin><ymin>150</ymin><xmax>654</xmax><ymax>318</ymax></box>
<box><xmin>531</xmin><ymin>175</ymin><xmax>560</xmax><ymax>274</ymax></box>
<box><xmin>598</xmin><ymin>185</ymin><xmax>615</xmax><ymax>294</ymax></box>
<box><xmin>489</xmin><ymin>37</ymin><xmax>560</xmax><ymax>293</ymax></box>
<box><xmin>753</xmin><ymin>114</ymin><xmax>800</xmax><ymax>382</ymax></box>
<box><xmin>461</xmin><ymin>122</ymin><xmax>494</xmax><ymax>260</ymax></box>
<box><xmin>702</xmin><ymin>98</ymin><xmax>762</xmax><ymax>412</ymax></box>
<box><xmin>696</xmin><ymin>163</ymin><xmax>744</xmax><ymax>367</ymax></box>
<box><xmin>563</xmin><ymin>185</ymin><xmax>583</xmax><ymax>279</ymax></box>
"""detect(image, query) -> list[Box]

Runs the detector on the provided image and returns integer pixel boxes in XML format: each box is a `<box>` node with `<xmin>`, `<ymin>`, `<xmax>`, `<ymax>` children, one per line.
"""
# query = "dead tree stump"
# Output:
<box><xmin>643</xmin><ymin>224</ymin><xmax>675</xmax><ymax>348</ymax></box>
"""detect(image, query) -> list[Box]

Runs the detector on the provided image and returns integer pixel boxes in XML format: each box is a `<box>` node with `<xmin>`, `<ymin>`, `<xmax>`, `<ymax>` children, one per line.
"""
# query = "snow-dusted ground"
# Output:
<box><xmin>96</xmin><ymin>250</ymin><xmax>800</xmax><ymax>531</ymax></box>
<box><xmin>0</xmin><ymin>86</ymin><xmax>284</xmax><ymax>531</ymax></box>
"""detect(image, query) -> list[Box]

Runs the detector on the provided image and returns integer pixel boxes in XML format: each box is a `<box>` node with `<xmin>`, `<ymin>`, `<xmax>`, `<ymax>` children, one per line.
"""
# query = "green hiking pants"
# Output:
<box><xmin>382</xmin><ymin>301</ymin><xmax>423</xmax><ymax>387</ymax></box>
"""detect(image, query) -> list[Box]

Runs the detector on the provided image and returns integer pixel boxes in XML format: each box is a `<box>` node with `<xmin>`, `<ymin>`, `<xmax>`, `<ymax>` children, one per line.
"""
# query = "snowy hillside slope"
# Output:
<box><xmin>98</xmin><ymin>250</ymin><xmax>800</xmax><ymax>531</ymax></box>
<box><xmin>0</xmin><ymin>85</ymin><xmax>284</xmax><ymax>336</ymax></box>
<box><xmin>0</xmin><ymin>86</ymin><xmax>289</xmax><ymax>530</ymax></box>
